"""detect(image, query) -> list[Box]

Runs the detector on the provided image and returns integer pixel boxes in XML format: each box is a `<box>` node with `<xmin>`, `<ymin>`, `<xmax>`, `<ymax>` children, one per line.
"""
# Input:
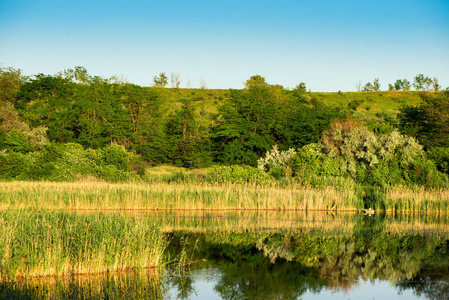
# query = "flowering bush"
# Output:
<box><xmin>257</xmin><ymin>145</ymin><xmax>296</xmax><ymax>179</ymax></box>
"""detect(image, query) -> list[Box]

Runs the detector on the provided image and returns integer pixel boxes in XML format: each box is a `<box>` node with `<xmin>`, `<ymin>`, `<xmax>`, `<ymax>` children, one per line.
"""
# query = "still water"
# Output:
<box><xmin>3</xmin><ymin>211</ymin><xmax>449</xmax><ymax>299</ymax></box>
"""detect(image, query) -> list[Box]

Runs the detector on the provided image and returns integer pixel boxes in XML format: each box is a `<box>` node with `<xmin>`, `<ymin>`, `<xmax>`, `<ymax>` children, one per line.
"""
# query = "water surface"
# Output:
<box><xmin>3</xmin><ymin>211</ymin><xmax>449</xmax><ymax>299</ymax></box>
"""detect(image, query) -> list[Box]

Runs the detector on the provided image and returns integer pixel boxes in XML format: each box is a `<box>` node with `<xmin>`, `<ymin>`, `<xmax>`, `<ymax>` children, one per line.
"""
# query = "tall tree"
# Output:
<box><xmin>0</xmin><ymin>66</ymin><xmax>26</xmax><ymax>105</ymax></box>
<box><xmin>165</xmin><ymin>99</ymin><xmax>211</xmax><ymax>167</ymax></box>
<box><xmin>398</xmin><ymin>91</ymin><xmax>449</xmax><ymax>148</ymax></box>
<box><xmin>212</xmin><ymin>82</ymin><xmax>345</xmax><ymax>166</ymax></box>
<box><xmin>212</xmin><ymin>86</ymin><xmax>280</xmax><ymax>165</ymax></box>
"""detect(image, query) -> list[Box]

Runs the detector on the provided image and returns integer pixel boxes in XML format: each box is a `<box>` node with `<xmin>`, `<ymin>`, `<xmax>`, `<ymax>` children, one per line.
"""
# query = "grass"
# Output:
<box><xmin>301</xmin><ymin>90</ymin><xmax>423</xmax><ymax>119</ymax></box>
<box><xmin>0</xmin><ymin>209</ymin><xmax>168</xmax><ymax>279</ymax></box>
<box><xmin>0</xmin><ymin>180</ymin><xmax>362</xmax><ymax>211</ymax></box>
<box><xmin>383</xmin><ymin>185</ymin><xmax>449</xmax><ymax>213</ymax></box>
<box><xmin>2</xmin><ymin>180</ymin><xmax>449</xmax><ymax>213</ymax></box>
<box><xmin>144</xmin><ymin>165</ymin><xmax>206</xmax><ymax>183</ymax></box>
<box><xmin>159</xmin><ymin>88</ymin><xmax>426</xmax><ymax>121</ymax></box>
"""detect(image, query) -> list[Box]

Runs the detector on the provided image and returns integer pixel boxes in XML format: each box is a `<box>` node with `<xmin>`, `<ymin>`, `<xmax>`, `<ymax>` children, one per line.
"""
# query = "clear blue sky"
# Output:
<box><xmin>1</xmin><ymin>0</ymin><xmax>448</xmax><ymax>91</ymax></box>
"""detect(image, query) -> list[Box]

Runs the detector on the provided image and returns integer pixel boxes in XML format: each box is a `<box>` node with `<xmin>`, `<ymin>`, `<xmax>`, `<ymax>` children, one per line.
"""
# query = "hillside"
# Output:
<box><xmin>1</xmin><ymin>67</ymin><xmax>447</xmax><ymax>177</ymax></box>
<box><xmin>159</xmin><ymin>88</ymin><xmax>425</xmax><ymax>120</ymax></box>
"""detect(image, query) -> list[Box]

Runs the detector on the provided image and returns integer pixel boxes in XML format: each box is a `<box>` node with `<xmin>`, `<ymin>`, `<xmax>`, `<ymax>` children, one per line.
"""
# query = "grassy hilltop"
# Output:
<box><xmin>149</xmin><ymin>88</ymin><xmax>424</xmax><ymax>120</ymax></box>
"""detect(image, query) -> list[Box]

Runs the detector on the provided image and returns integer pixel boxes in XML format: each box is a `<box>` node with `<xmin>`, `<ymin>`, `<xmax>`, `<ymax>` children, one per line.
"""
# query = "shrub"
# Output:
<box><xmin>0</xmin><ymin>151</ymin><xmax>29</xmax><ymax>180</ymax></box>
<box><xmin>427</xmin><ymin>147</ymin><xmax>449</xmax><ymax>175</ymax></box>
<box><xmin>257</xmin><ymin>145</ymin><xmax>296</xmax><ymax>179</ymax></box>
<box><xmin>291</xmin><ymin>143</ymin><xmax>342</xmax><ymax>178</ymax></box>
<box><xmin>206</xmin><ymin>165</ymin><xmax>273</xmax><ymax>185</ymax></box>
<box><xmin>3</xmin><ymin>129</ymin><xmax>32</xmax><ymax>153</ymax></box>
<box><xmin>99</xmin><ymin>144</ymin><xmax>132</xmax><ymax>171</ymax></box>
<box><xmin>321</xmin><ymin>119</ymin><xmax>447</xmax><ymax>187</ymax></box>
<box><xmin>49</xmin><ymin>143</ymin><xmax>98</xmax><ymax>181</ymax></box>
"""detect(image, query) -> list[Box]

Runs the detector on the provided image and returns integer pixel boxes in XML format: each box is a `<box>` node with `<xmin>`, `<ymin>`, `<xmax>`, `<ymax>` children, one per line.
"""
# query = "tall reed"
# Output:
<box><xmin>0</xmin><ymin>181</ymin><xmax>361</xmax><ymax>211</ymax></box>
<box><xmin>384</xmin><ymin>185</ymin><xmax>449</xmax><ymax>213</ymax></box>
<box><xmin>0</xmin><ymin>210</ymin><xmax>168</xmax><ymax>279</ymax></box>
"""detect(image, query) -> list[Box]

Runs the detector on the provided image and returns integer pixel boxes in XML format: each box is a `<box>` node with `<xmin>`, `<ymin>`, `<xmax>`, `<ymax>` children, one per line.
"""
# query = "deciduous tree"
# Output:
<box><xmin>153</xmin><ymin>72</ymin><xmax>168</xmax><ymax>87</ymax></box>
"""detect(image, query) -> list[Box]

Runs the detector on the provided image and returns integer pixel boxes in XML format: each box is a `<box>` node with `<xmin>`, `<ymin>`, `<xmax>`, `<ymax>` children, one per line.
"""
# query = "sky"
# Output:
<box><xmin>1</xmin><ymin>0</ymin><xmax>448</xmax><ymax>91</ymax></box>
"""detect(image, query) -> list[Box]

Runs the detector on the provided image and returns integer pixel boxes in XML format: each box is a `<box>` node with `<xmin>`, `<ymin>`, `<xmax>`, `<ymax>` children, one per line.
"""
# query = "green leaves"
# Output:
<box><xmin>320</xmin><ymin>120</ymin><xmax>447</xmax><ymax>187</ymax></box>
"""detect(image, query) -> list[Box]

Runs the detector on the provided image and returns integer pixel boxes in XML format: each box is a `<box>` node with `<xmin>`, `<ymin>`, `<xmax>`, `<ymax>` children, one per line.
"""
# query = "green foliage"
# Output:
<box><xmin>413</xmin><ymin>74</ymin><xmax>433</xmax><ymax>91</ymax></box>
<box><xmin>433</xmin><ymin>77</ymin><xmax>441</xmax><ymax>91</ymax></box>
<box><xmin>394</xmin><ymin>79</ymin><xmax>411</xmax><ymax>91</ymax></box>
<box><xmin>2</xmin><ymin>65</ymin><xmax>448</xmax><ymax>189</ymax></box>
<box><xmin>362</xmin><ymin>79</ymin><xmax>380</xmax><ymax>92</ymax></box>
<box><xmin>2</xmin><ymin>129</ymin><xmax>32</xmax><ymax>153</ymax></box>
<box><xmin>0</xmin><ymin>142</ymin><xmax>141</xmax><ymax>182</ymax></box>
<box><xmin>0</xmin><ymin>151</ymin><xmax>28</xmax><ymax>180</ymax></box>
<box><xmin>427</xmin><ymin>147</ymin><xmax>449</xmax><ymax>175</ymax></box>
<box><xmin>153</xmin><ymin>72</ymin><xmax>168</xmax><ymax>87</ymax></box>
<box><xmin>206</xmin><ymin>165</ymin><xmax>273</xmax><ymax>185</ymax></box>
<box><xmin>347</xmin><ymin>99</ymin><xmax>364</xmax><ymax>111</ymax></box>
<box><xmin>398</xmin><ymin>91</ymin><xmax>449</xmax><ymax>148</ymax></box>
<box><xmin>257</xmin><ymin>145</ymin><xmax>296</xmax><ymax>179</ymax></box>
<box><xmin>373</xmin><ymin>78</ymin><xmax>380</xmax><ymax>91</ymax></box>
<box><xmin>212</xmin><ymin>85</ymin><xmax>345</xmax><ymax>166</ymax></box>
<box><xmin>321</xmin><ymin>120</ymin><xmax>447</xmax><ymax>187</ymax></box>
<box><xmin>366</xmin><ymin>112</ymin><xmax>396</xmax><ymax>135</ymax></box>
<box><xmin>294</xmin><ymin>82</ymin><xmax>307</xmax><ymax>92</ymax></box>
<box><xmin>0</xmin><ymin>210</ymin><xmax>167</xmax><ymax>279</ymax></box>
<box><xmin>0</xmin><ymin>66</ymin><xmax>25</xmax><ymax>105</ymax></box>
<box><xmin>363</xmin><ymin>82</ymin><xmax>374</xmax><ymax>92</ymax></box>
<box><xmin>291</xmin><ymin>143</ymin><xmax>343</xmax><ymax>179</ymax></box>
<box><xmin>48</xmin><ymin>143</ymin><xmax>98</xmax><ymax>181</ymax></box>
<box><xmin>212</xmin><ymin>87</ymin><xmax>279</xmax><ymax>165</ymax></box>
<box><xmin>165</xmin><ymin>99</ymin><xmax>211</xmax><ymax>168</ymax></box>
<box><xmin>244</xmin><ymin>75</ymin><xmax>268</xmax><ymax>89</ymax></box>
<box><xmin>99</xmin><ymin>144</ymin><xmax>132</xmax><ymax>171</ymax></box>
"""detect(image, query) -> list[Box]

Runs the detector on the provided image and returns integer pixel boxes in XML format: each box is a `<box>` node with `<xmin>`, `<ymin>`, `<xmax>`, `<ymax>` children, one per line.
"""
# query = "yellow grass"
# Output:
<box><xmin>384</xmin><ymin>185</ymin><xmax>449</xmax><ymax>213</ymax></box>
<box><xmin>0</xmin><ymin>180</ymin><xmax>361</xmax><ymax>211</ymax></box>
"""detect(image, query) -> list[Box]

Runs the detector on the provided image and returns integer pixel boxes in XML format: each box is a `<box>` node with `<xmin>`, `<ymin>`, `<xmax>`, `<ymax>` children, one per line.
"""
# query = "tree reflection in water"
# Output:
<box><xmin>165</xmin><ymin>213</ymin><xmax>449</xmax><ymax>299</ymax></box>
<box><xmin>3</xmin><ymin>213</ymin><xmax>449</xmax><ymax>299</ymax></box>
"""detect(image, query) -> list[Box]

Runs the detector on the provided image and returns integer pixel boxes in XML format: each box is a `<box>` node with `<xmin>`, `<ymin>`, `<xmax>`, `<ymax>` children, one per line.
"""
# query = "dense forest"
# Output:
<box><xmin>1</xmin><ymin>66</ymin><xmax>448</xmax><ymax>188</ymax></box>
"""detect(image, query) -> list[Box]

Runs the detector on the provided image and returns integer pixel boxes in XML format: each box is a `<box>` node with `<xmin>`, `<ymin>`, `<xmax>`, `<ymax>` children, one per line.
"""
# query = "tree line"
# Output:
<box><xmin>1</xmin><ymin>66</ymin><xmax>448</xmax><ymax>186</ymax></box>
<box><xmin>358</xmin><ymin>74</ymin><xmax>442</xmax><ymax>92</ymax></box>
<box><xmin>0</xmin><ymin>67</ymin><xmax>345</xmax><ymax>168</ymax></box>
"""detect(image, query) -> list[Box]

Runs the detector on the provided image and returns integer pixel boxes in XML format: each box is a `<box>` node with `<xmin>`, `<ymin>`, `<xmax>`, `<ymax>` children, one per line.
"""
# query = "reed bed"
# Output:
<box><xmin>384</xmin><ymin>185</ymin><xmax>449</xmax><ymax>213</ymax></box>
<box><xmin>0</xmin><ymin>181</ymin><xmax>361</xmax><ymax>211</ymax></box>
<box><xmin>0</xmin><ymin>210</ymin><xmax>168</xmax><ymax>280</ymax></box>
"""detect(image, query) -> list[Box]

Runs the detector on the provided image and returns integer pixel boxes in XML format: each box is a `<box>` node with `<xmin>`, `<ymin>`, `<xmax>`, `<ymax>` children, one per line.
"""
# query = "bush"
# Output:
<box><xmin>0</xmin><ymin>151</ymin><xmax>29</xmax><ymax>180</ymax></box>
<box><xmin>321</xmin><ymin>120</ymin><xmax>447</xmax><ymax>187</ymax></box>
<box><xmin>291</xmin><ymin>143</ymin><xmax>342</xmax><ymax>178</ymax></box>
<box><xmin>427</xmin><ymin>147</ymin><xmax>449</xmax><ymax>175</ymax></box>
<box><xmin>48</xmin><ymin>143</ymin><xmax>98</xmax><ymax>181</ymax></box>
<box><xmin>0</xmin><ymin>142</ymin><xmax>143</xmax><ymax>182</ymax></box>
<box><xmin>99</xmin><ymin>144</ymin><xmax>132</xmax><ymax>171</ymax></box>
<box><xmin>3</xmin><ymin>129</ymin><xmax>32</xmax><ymax>153</ymax></box>
<box><xmin>206</xmin><ymin>165</ymin><xmax>273</xmax><ymax>185</ymax></box>
<box><xmin>257</xmin><ymin>145</ymin><xmax>296</xmax><ymax>179</ymax></box>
